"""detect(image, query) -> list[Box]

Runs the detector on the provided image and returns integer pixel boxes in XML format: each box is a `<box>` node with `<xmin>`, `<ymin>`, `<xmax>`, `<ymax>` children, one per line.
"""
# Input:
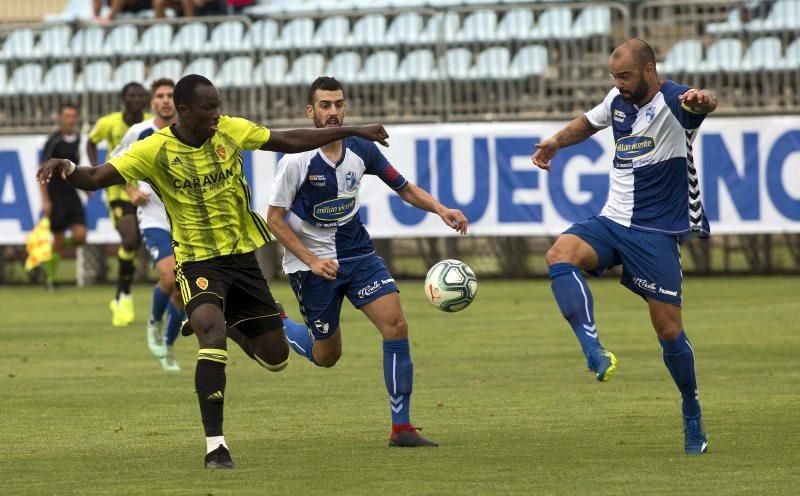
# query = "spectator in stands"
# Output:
<box><xmin>153</xmin><ymin>0</ymin><xmax>233</xmax><ymax>17</ymax></box>
<box><xmin>38</xmin><ymin>103</ymin><xmax>87</xmax><ymax>289</ymax></box>
<box><xmin>739</xmin><ymin>0</ymin><xmax>774</xmax><ymax>21</ymax></box>
<box><xmin>93</xmin><ymin>0</ymin><xmax>152</xmax><ymax>21</ymax></box>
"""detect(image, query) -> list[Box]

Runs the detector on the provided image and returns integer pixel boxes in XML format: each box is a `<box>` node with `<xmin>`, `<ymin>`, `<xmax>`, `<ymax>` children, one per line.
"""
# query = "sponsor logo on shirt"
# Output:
<box><xmin>613</xmin><ymin>109</ymin><xmax>627</xmax><ymax>123</ymax></box>
<box><xmin>615</xmin><ymin>135</ymin><xmax>656</xmax><ymax>161</ymax></box>
<box><xmin>632</xmin><ymin>276</ymin><xmax>656</xmax><ymax>293</ymax></box>
<box><xmin>172</xmin><ymin>168</ymin><xmax>235</xmax><ymax>190</ymax></box>
<box><xmin>313</xmin><ymin>196</ymin><xmax>356</xmax><ymax>222</ymax></box>
<box><xmin>308</xmin><ymin>174</ymin><xmax>326</xmax><ymax>187</ymax></box>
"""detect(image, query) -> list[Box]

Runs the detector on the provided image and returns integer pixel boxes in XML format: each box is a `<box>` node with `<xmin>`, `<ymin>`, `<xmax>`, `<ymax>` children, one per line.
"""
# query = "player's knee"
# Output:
<box><xmin>545</xmin><ymin>244</ymin><xmax>572</xmax><ymax>266</ymax></box>
<box><xmin>652</xmin><ymin>315</ymin><xmax>682</xmax><ymax>340</ymax></box>
<box><xmin>72</xmin><ymin>231</ymin><xmax>87</xmax><ymax>245</ymax></box>
<box><xmin>159</xmin><ymin>273</ymin><xmax>176</xmax><ymax>294</ymax></box>
<box><xmin>314</xmin><ymin>349</ymin><xmax>341</xmax><ymax>368</ymax></box>
<box><xmin>381</xmin><ymin>318</ymin><xmax>408</xmax><ymax>341</ymax></box>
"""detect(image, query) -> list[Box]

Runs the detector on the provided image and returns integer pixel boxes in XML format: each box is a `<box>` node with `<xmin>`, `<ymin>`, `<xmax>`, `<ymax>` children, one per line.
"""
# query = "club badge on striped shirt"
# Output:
<box><xmin>215</xmin><ymin>144</ymin><xmax>226</xmax><ymax>161</ymax></box>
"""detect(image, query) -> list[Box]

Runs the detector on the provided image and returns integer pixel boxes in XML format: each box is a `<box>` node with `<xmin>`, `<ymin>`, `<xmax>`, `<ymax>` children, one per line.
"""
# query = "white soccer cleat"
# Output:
<box><xmin>147</xmin><ymin>320</ymin><xmax>167</xmax><ymax>359</ymax></box>
<box><xmin>160</xmin><ymin>345</ymin><xmax>181</xmax><ymax>372</ymax></box>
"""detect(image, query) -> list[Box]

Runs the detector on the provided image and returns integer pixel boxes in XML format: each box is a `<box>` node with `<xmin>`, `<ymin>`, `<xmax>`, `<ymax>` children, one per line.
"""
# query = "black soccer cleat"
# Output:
<box><xmin>204</xmin><ymin>445</ymin><xmax>235</xmax><ymax>469</ymax></box>
<box><xmin>389</xmin><ymin>427</ymin><xmax>439</xmax><ymax>448</ymax></box>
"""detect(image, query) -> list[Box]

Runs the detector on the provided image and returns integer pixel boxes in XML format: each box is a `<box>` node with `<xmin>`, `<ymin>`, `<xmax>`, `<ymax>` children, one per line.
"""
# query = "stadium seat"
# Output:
<box><xmin>102</xmin><ymin>24</ymin><xmax>139</xmax><ymax>56</ymax></box>
<box><xmin>182</xmin><ymin>57</ymin><xmax>216</xmax><ymax>80</ymax></box>
<box><xmin>243</xmin><ymin>19</ymin><xmax>279</xmax><ymax>50</ymax></box>
<box><xmin>746</xmin><ymin>0</ymin><xmax>800</xmax><ymax>32</ymax></box>
<box><xmin>358</xmin><ymin>50</ymin><xmax>399</xmax><ymax>82</ymax></box>
<box><xmin>572</xmin><ymin>6</ymin><xmax>612</xmax><ymax>37</ymax></box>
<box><xmin>0</xmin><ymin>64</ymin><xmax>6</xmax><ymax>95</ymax></box>
<box><xmin>385</xmin><ymin>12</ymin><xmax>425</xmax><ymax>45</ymax></box>
<box><xmin>254</xmin><ymin>55</ymin><xmax>289</xmax><ymax>85</ymax></box>
<box><xmin>660</xmin><ymin>39</ymin><xmax>704</xmax><ymax>73</ymax></box>
<box><xmin>135</xmin><ymin>24</ymin><xmax>174</xmax><ymax>56</ymax></box>
<box><xmin>173</xmin><ymin>22</ymin><xmax>208</xmax><ymax>54</ymax></box>
<box><xmin>323</xmin><ymin>51</ymin><xmax>362</xmax><ymax>82</ymax></box>
<box><xmin>529</xmin><ymin>7</ymin><xmax>573</xmax><ymax>40</ymax></box>
<box><xmin>396</xmin><ymin>49</ymin><xmax>437</xmax><ymax>81</ymax></box>
<box><xmin>509</xmin><ymin>44</ymin><xmax>548</xmax><ymax>77</ymax></box>
<box><xmin>496</xmin><ymin>8</ymin><xmax>535</xmax><ymax>41</ymax></box>
<box><xmin>783</xmin><ymin>38</ymin><xmax>800</xmax><ymax>69</ymax></box>
<box><xmin>70</xmin><ymin>26</ymin><xmax>105</xmax><ymax>57</ymax></box>
<box><xmin>1</xmin><ymin>29</ymin><xmax>35</xmax><ymax>60</ymax></box>
<box><xmin>470</xmin><ymin>47</ymin><xmax>511</xmax><ymax>79</ymax></box>
<box><xmin>442</xmin><ymin>48</ymin><xmax>472</xmax><ymax>79</ymax></box>
<box><xmin>75</xmin><ymin>61</ymin><xmax>113</xmax><ymax>92</ymax></box>
<box><xmin>149</xmin><ymin>58</ymin><xmax>183</xmax><ymax>82</ymax></box>
<box><xmin>37</xmin><ymin>62</ymin><xmax>75</xmax><ymax>94</ymax></box>
<box><xmin>111</xmin><ymin>60</ymin><xmax>146</xmax><ymax>90</ymax></box>
<box><xmin>6</xmin><ymin>63</ymin><xmax>43</xmax><ymax>94</ymax></box>
<box><xmin>216</xmin><ymin>56</ymin><xmax>254</xmax><ymax>87</ymax></box>
<box><xmin>706</xmin><ymin>9</ymin><xmax>743</xmax><ymax>35</ymax></box>
<box><xmin>32</xmin><ymin>26</ymin><xmax>72</xmax><ymax>59</ymax></box>
<box><xmin>421</xmin><ymin>12</ymin><xmax>461</xmax><ymax>44</ymax></box>
<box><xmin>43</xmin><ymin>0</ymin><xmax>96</xmax><ymax>23</ymax></box>
<box><xmin>204</xmin><ymin>20</ymin><xmax>246</xmax><ymax>53</ymax></box>
<box><xmin>312</xmin><ymin>16</ymin><xmax>350</xmax><ymax>48</ymax></box>
<box><xmin>278</xmin><ymin>18</ymin><xmax>315</xmax><ymax>49</ymax></box>
<box><xmin>348</xmin><ymin>15</ymin><xmax>387</xmax><ymax>48</ymax></box>
<box><xmin>701</xmin><ymin>38</ymin><xmax>743</xmax><ymax>72</ymax></box>
<box><xmin>740</xmin><ymin>37</ymin><xmax>784</xmax><ymax>71</ymax></box>
<box><xmin>454</xmin><ymin>10</ymin><xmax>498</xmax><ymax>42</ymax></box>
<box><xmin>285</xmin><ymin>53</ymin><xmax>325</xmax><ymax>84</ymax></box>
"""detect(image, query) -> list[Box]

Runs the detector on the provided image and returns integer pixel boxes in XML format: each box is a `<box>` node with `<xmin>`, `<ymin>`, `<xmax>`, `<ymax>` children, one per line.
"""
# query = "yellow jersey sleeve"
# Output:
<box><xmin>223</xmin><ymin>116</ymin><xmax>271</xmax><ymax>151</ymax></box>
<box><xmin>88</xmin><ymin>115</ymin><xmax>112</xmax><ymax>144</ymax></box>
<box><xmin>107</xmin><ymin>137</ymin><xmax>156</xmax><ymax>183</ymax></box>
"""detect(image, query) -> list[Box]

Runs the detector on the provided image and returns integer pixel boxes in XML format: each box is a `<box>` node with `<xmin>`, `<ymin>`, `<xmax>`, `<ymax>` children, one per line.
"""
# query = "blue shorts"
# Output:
<box><xmin>142</xmin><ymin>228</ymin><xmax>174</xmax><ymax>267</ymax></box>
<box><xmin>564</xmin><ymin>216</ymin><xmax>683</xmax><ymax>306</ymax></box>
<box><xmin>288</xmin><ymin>255</ymin><xmax>399</xmax><ymax>340</ymax></box>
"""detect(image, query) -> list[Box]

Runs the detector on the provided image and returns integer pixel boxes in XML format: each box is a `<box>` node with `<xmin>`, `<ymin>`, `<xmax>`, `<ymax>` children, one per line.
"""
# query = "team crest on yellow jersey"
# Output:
<box><xmin>196</xmin><ymin>277</ymin><xmax>209</xmax><ymax>290</ymax></box>
<box><xmin>215</xmin><ymin>144</ymin><xmax>226</xmax><ymax>161</ymax></box>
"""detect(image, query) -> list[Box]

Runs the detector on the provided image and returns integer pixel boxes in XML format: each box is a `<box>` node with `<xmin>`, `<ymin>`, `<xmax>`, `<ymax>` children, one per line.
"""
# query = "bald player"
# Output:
<box><xmin>532</xmin><ymin>39</ymin><xmax>716</xmax><ymax>455</ymax></box>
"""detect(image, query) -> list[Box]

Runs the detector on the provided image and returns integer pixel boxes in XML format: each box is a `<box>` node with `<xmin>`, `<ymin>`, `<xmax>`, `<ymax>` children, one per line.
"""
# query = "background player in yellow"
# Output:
<box><xmin>87</xmin><ymin>82</ymin><xmax>151</xmax><ymax>327</ymax></box>
<box><xmin>38</xmin><ymin>74</ymin><xmax>392</xmax><ymax>469</ymax></box>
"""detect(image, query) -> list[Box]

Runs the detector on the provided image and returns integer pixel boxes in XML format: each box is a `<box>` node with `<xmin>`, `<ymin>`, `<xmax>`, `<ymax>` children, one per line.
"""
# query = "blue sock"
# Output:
<box><xmin>660</xmin><ymin>331</ymin><xmax>701</xmax><ymax>418</ymax></box>
<box><xmin>549</xmin><ymin>263</ymin><xmax>602</xmax><ymax>356</ymax></box>
<box><xmin>383</xmin><ymin>339</ymin><xmax>412</xmax><ymax>426</ymax></box>
<box><xmin>284</xmin><ymin>317</ymin><xmax>315</xmax><ymax>363</ymax></box>
<box><xmin>165</xmin><ymin>301</ymin><xmax>185</xmax><ymax>346</ymax></box>
<box><xmin>150</xmin><ymin>285</ymin><xmax>171</xmax><ymax>323</ymax></box>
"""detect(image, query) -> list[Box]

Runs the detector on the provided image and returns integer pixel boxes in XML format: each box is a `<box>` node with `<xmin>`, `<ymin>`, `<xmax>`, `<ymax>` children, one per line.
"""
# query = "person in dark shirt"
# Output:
<box><xmin>38</xmin><ymin>103</ymin><xmax>87</xmax><ymax>288</ymax></box>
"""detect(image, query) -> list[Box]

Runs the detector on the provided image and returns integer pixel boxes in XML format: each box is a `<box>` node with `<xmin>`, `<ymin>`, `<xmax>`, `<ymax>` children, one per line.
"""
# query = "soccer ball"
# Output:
<box><xmin>423</xmin><ymin>259</ymin><xmax>478</xmax><ymax>312</ymax></box>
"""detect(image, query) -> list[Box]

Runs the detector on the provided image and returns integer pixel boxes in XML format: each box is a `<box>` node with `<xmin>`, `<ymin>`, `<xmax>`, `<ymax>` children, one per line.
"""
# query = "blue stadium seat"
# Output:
<box><xmin>740</xmin><ymin>37</ymin><xmax>784</xmax><ymax>71</ymax></box>
<box><xmin>530</xmin><ymin>7</ymin><xmax>573</xmax><ymax>40</ymax></box>
<box><xmin>746</xmin><ymin>0</ymin><xmax>800</xmax><ymax>32</ymax></box>
<box><xmin>312</xmin><ymin>16</ymin><xmax>350</xmax><ymax>48</ymax></box>
<box><xmin>385</xmin><ymin>12</ymin><xmax>425</xmax><ymax>45</ymax></box>
<box><xmin>111</xmin><ymin>60</ymin><xmax>146</xmax><ymax>88</ymax></box>
<box><xmin>496</xmin><ymin>8</ymin><xmax>534</xmax><ymax>41</ymax></box>
<box><xmin>572</xmin><ymin>6</ymin><xmax>612</xmax><ymax>37</ymax></box>
<box><xmin>702</xmin><ymin>38</ymin><xmax>743</xmax><ymax>72</ymax></box>
<box><xmin>396</xmin><ymin>49</ymin><xmax>436</xmax><ymax>81</ymax></box>
<box><xmin>323</xmin><ymin>51</ymin><xmax>362</xmax><ymax>82</ymax></box>
<box><xmin>660</xmin><ymin>39</ymin><xmax>704</xmax><ymax>74</ymax></box>
<box><xmin>75</xmin><ymin>61</ymin><xmax>112</xmax><ymax>92</ymax></box>
<box><xmin>470</xmin><ymin>47</ymin><xmax>511</xmax><ymax>79</ymax></box>
<box><xmin>706</xmin><ymin>9</ymin><xmax>743</xmax><ymax>35</ymax></box>
<box><xmin>173</xmin><ymin>22</ymin><xmax>208</xmax><ymax>54</ymax></box>
<box><xmin>243</xmin><ymin>19</ymin><xmax>279</xmax><ymax>50</ymax></box>
<box><xmin>348</xmin><ymin>15</ymin><xmax>387</xmax><ymax>48</ymax></box>
<box><xmin>1</xmin><ymin>29</ymin><xmax>35</xmax><ymax>60</ymax></box>
<box><xmin>149</xmin><ymin>58</ymin><xmax>183</xmax><ymax>82</ymax></box>
<box><xmin>70</xmin><ymin>26</ymin><xmax>106</xmax><ymax>57</ymax></box>
<box><xmin>254</xmin><ymin>55</ymin><xmax>289</xmax><ymax>85</ymax></box>
<box><xmin>33</xmin><ymin>26</ymin><xmax>72</xmax><ymax>59</ymax></box>
<box><xmin>285</xmin><ymin>53</ymin><xmax>325</xmax><ymax>84</ymax></box>
<box><xmin>509</xmin><ymin>44</ymin><xmax>548</xmax><ymax>77</ymax></box>
<box><xmin>455</xmin><ymin>10</ymin><xmax>498</xmax><ymax>42</ymax></box>
<box><xmin>135</xmin><ymin>24</ymin><xmax>174</xmax><ymax>56</ymax></box>
<box><xmin>216</xmin><ymin>56</ymin><xmax>254</xmax><ymax>87</ymax></box>
<box><xmin>102</xmin><ymin>24</ymin><xmax>139</xmax><ymax>56</ymax></box>
<box><xmin>204</xmin><ymin>20</ymin><xmax>246</xmax><ymax>53</ymax></box>
<box><xmin>182</xmin><ymin>57</ymin><xmax>216</xmax><ymax>80</ymax></box>
<box><xmin>359</xmin><ymin>50</ymin><xmax>399</xmax><ymax>82</ymax></box>
<box><xmin>38</xmin><ymin>62</ymin><xmax>75</xmax><ymax>94</ymax></box>
<box><xmin>442</xmin><ymin>48</ymin><xmax>472</xmax><ymax>79</ymax></box>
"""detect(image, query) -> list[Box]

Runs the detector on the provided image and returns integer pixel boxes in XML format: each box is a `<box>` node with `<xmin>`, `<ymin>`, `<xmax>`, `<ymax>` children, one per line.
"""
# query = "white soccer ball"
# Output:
<box><xmin>423</xmin><ymin>259</ymin><xmax>478</xmax><ymax>312</ymax></box>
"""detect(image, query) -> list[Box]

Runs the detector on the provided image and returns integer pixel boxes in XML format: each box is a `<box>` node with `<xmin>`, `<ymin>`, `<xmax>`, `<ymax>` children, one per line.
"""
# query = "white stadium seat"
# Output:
<box><xmin>706</xmin><ymin>9</ymin><xmax>743</xmax><ymax>35</ymax></box>
<box><xmin>746</xmin><ymin>0</ymin><xmax>800</xmax><ymax>32</ymax></box>
<box><xmin>75</xmin><ymin>61</ymin><xmax>113</xmax><ymax>92</ymax></box>
<box><xmin>0</xmin><ymin>64</ymin><xmax>7</xmax><ymax>95</ymax></box>
<box><xmin>509</xmin><ymin>44</ymin><xmax>548</xmax><ymax>77</ymax></box>
<box><xmin>1</xmin><ymin>29</ymin><xmax>35</xmax><ymax>60</ymax></box>
<box><xmin>33</xmin><ymin>26</ymin><xmax>72</xmax><ymax>59</ymax></box>
<box><xmin>784</xmin><ymin>38</ymin><xmax>800</xmax><ymax>69</ymax></box>
<box><xmin>421</xmin><ymin>12</ymin><xmax>461</xmax><ymax>44</ymax></box>
<box><xmin>358</xmin><ymin>50</ymin><xmax>399</xmax><ymax>82</ymax></box>
<box><xmin>102</xmin><ymin>24</ymin><xmax>139</xmax><ymax>56</ymax></box>
<box><xmin>702</xmin><ymin>38</ymin><xmax>743</xmax><ymax>72</ymax></box>
<box><xmin>470</xmin><ymin>47</ymin><xmax>511</xmax><ymax>79</ymax></box>
<box><xmin>112</xmin><ymin>60</ymin><xmax>146</xmax><ymax>88</ymax></box>
<box><xmin>204</xmin><ymin>20</ymin><xmax>246</xmax><ymax>53</ymax></box>
<box><xmin>660</xmin><ymin>39</ymin><xmax>704</xmax><ymax>74</ymax></box>
<box><xmin>7</xmin><ymin>63</ymin><xmax>43</xmax><ymax>94</ymax></box>
<box><xmin>149</xmin><ymin>58</ymin><xmax>183</xmax><ymax>82</ymax></box>
<box><xmin>243</xmin><ymin>19</ymin><xmax>279</xmax><ymax>50</ymax></box>
<box><xmin>216</xmin><ymin>56</ymin><xmax>254</xmax><ymax>87</ymax></box>
<box><xmin>173</xmin><ymin>22</ymin><xmax>208</xmax><ymax>54</ymax></box>
<box><xmin>572</xmin><ymin>6</ymin><xmax>612</xmax><ymax>37</ymax></box>
<box><xmin>182</xmin><ymin>57</ymin><xmax>216</xmax><ymax>79</ymax></box>
<box><xmin>136</xmin><ymin>24</ymin><xmax>174</xmax><ymax>56</ymax></box>
<box><xmin>348</xmin><ymin>15</ymin><xmax>387</xmax><ymax>47</ymax></box>
<box><xmin>323</xmin><ymin>51</ymin><xmax>362</xmax><ymax>82</ymax></box>
<box><xmin>455</xmin><ymin>10</ymin><xmax>498</xmax><ymax>42</ymax></box>
<box><xmin>385</xmin><ymin>12</ymin><xmax>425</xmax><ymax>45</ymax></box>
<box><xmin>496</xmin><ymin>8</ymin><xmax>534</xmax><ymax>41</ymax></box>
<box><xmin>44</xmin><ymin>0</ymin><xmax>96</xmax><ymax>23</ymax></box>
<box><xmin>278</xmin><ymin>18</ymin><xmax>315</xmax><ymax>49</ymax></box>
<box><xmin>38</xmin><ymin>62</ymin><xmax>75</xmax><ymax>94</ymax></box>
<box><xmin>70</xmin><ymin>26</ymin><xmax>105</xmax><ymax>57</ymax></box>
<box><xmin>312</xmin><ymin>16</ymin><xmax>350</xmax><ymax>48</ymax></box>
<box><xmin>396</xmin><ymin>49</ymin><xmax>437</xmax><ymax>81</ymax></box>
<box><xmin>285</xmin><ymin>53</ymin><xmax>325</xmax><ymax>84</ymax></box>
<box><xmin>740</xmin><ymin>37</ymin><xmax>784</xmax><ymax>71</ymax></box>
<box><xmin>442</xmin><ymin>48</ymin><xmax>472</xmax><ymax>79</ymax></box>
<box><xmin>529</xmin><ymin>7</ymin><xmax>573</xmax><ymax>40</ymax></box>
<box><xmin>254</xmin><ymin>55</ymin><xmax>289</xmax><ymax>85</ymax></box>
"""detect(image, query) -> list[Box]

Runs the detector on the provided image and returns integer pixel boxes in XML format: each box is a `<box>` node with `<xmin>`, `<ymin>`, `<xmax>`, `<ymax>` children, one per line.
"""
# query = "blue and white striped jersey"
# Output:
<box><xmin>269</xmin><ymin>137</ymin><xmax>408</xmax><ymax>274</ymax></box>
<box><xmin>585</xmin><ymin>80</ymin><xmax>710</xmax><ymax>241</ymax></box>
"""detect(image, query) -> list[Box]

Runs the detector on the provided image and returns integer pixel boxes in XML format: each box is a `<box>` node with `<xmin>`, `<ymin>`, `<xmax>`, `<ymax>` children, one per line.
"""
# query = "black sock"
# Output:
<box><xmin>227</xmin><ymin>326</ymin><xmax>255</xmax><ymax>360</ymax></box>
<box><xmin>196</xmin><ymin>349</ymin><xmax>228</xmax><ymax>437</ymax></box>
<box><xmin>116</xmin><ymin>248</ymin><xmax>135</xmax><ymax>299</ymax></box>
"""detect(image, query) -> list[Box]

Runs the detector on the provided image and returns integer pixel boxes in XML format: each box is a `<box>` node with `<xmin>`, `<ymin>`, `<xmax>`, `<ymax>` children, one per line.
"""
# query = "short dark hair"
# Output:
<box><xmin>633</xmin><ymin>39</ymin><xmax>656</xmax><ymax>67</ymax></box>
<box><xmin>307</xmin><ymin>76</ymin><xmax>345</xmax><ymax>105</ymax></box>
<box><xmin>59</xmin><ymin>102</ymin><xmax>78</xmax><ymax>113</ymax></box>
<box><xmin>120</xmin><ymin>81</ymin><xmax>146</xmax><ymax>98</ymax></box>
<box><xmin>174</xmin><ymin>74</ymin><xmax>213</xmax><ymax>108</ymax></box>
<box><xmin>151</xmin><ymin>77</ymin><xmax>175</xmax><ymax>93</ymax></box>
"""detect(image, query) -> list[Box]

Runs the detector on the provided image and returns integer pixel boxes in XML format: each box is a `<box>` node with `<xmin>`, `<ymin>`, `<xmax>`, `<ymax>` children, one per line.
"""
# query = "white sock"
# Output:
<box><xmin>206</xmin><ymin>435</ymin><xmax>227</xmax><ymax>454</ymax></box>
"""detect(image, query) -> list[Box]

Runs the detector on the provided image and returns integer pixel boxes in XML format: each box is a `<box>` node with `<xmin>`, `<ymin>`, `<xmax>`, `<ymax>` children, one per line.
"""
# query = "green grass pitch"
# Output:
<box><xmin>2</xmin><ymin>277</ymin><xmax>799</xmax><ymax>495</ymax></box>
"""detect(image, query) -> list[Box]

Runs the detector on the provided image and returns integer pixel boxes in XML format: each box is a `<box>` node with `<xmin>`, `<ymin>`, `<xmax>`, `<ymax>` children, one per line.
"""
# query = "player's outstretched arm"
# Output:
<box><xmin>261</xmin><ymin>124</ymin><xmax>389</xmax><ymax>153</ymax></box>
<box><xmin>531</xmin><ymin>115</ymin><xmax>598</xmax><ymax>172</ymax></box>
<box><xmin>37</xmin><ymin>159</ymin><xmax>125</xmax><ymax>192</ymax></box>
<box><xmin>266</xmin><ymin>205</ymin><xmax>340</xmax><ymax>280</ymax></box>
<box><xmin>396</xmin><ymin>183</ymin><xmax>468</xmax><ymax>235</ymax></box>
<box><xmin>678</xmin><ymin>88</ymin><xmax>718</xmax><ymax>114</ymax></box>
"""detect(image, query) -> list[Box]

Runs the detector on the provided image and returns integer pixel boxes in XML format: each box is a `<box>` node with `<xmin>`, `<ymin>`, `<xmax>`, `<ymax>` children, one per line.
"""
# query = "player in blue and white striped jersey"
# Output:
<box><xmin>532</xmin><ymin>39</ymin><xmax>716</xmax><ymax>455</ymax></box>
<box><xmin>268</xmin><ymin>77</ymin><xmax>468</xmax><ymax>448</ymax></box>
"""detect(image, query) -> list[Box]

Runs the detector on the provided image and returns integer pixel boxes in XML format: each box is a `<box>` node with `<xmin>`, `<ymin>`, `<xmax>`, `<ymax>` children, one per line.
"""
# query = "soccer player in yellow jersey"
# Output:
<box><xmin>87</xmin><ymin>82</ymin><xmax>151</xmax><ymax>327</ymax></box>
<box><xmin>38</xmin><ymin>74</ymin><xmax>392</xmax><ymax>469</ymax></box>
